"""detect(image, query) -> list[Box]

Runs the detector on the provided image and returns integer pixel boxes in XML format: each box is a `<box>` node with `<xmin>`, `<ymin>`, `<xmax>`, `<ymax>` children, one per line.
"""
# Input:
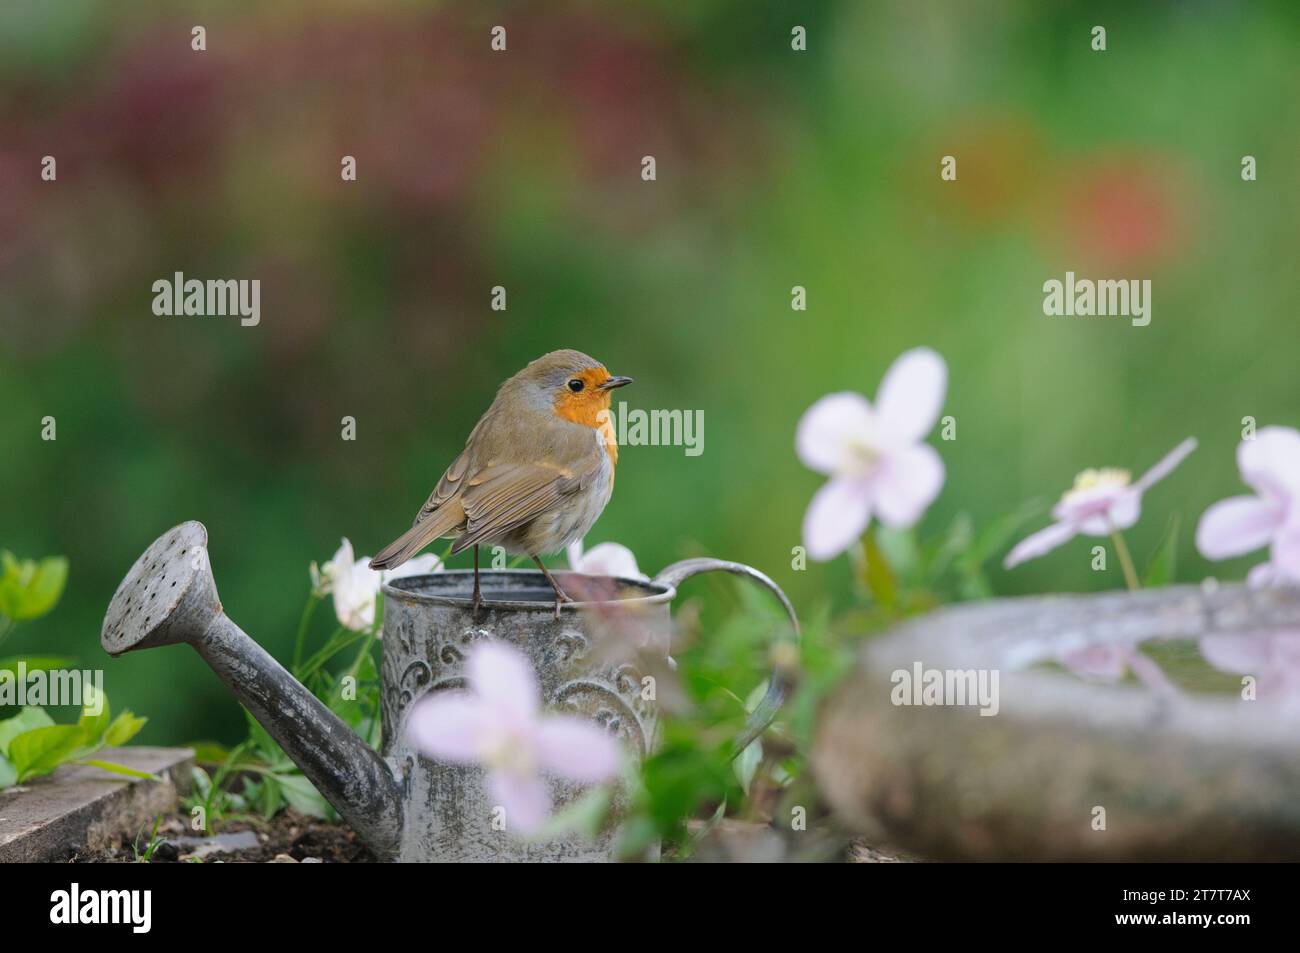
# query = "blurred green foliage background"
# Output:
<box><xmin>2</xmin><ymin>0</ymin><xmax>1298</xmax><ymax>744</ymax></box>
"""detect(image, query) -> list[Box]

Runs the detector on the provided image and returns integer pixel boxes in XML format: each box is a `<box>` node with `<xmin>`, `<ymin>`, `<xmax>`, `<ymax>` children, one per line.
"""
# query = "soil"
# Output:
<box><xmin>64</xmin><ymin>812</ymin><xmax>905</xmax><ymax>864</ymax></box>
<box><xmin>65</xmin><ymin>809</ymin><xmax>377</xmax><ymax>864</ymax></box>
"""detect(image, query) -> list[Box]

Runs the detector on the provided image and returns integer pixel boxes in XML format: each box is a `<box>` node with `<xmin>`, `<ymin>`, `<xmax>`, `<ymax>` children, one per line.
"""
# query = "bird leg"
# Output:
<box><xmin>472</xmin><ymin>545</ymin><xmax>482</xmax><ymax>620</ymax></box>
<box><xmin>532</xmin><ymin>556</ymin><xmax>573</xmax><ymax>618</ymax></box>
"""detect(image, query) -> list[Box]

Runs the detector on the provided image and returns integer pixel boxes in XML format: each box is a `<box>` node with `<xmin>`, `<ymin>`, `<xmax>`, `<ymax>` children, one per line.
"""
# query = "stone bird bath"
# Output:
<box><xmin>814</xmin><ymin>583</ymin><xmax>1300</xmax><ymax>861</ymax></box>
<box><xmin>101</xmin><ymin>522</ymin><xmax>798</xmax><ymax>862</ymax></box>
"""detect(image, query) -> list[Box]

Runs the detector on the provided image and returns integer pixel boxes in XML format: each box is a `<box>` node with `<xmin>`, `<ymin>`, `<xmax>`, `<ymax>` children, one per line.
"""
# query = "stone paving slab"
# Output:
<box><xmin>0</xmin><ymin>747</ymin><xmax>194</xmax><ymax>862</ymax></box>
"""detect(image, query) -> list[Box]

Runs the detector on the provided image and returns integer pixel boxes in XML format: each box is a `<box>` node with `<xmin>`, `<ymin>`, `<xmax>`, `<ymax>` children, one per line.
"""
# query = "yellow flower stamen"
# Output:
<box><xmin>1062</xmin><ymin>467</ymin><xmax>1130</xmax><ymax>503</ymax></box>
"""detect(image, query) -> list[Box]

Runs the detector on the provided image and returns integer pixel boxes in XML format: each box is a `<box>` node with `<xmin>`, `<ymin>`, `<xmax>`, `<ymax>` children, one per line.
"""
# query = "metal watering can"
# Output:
<box><xmin>101</xmin><ymin>522</ymin><xmax>799</xmax><ymax>861</ymax></box>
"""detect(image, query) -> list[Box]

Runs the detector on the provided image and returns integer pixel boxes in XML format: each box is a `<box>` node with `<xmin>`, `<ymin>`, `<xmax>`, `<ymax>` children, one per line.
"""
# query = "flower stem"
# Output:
<box><xmin>1109</xmin><ymin>528</ymin><xmax>1141</xmax><ymax>592</ymax></box>
<box><xmin>292</xmin><ymin>594</ymin><xmax>321</xmax><ymax>675</ymax></box>
<box><xmin>334</xmin><ymin>629</ymin><xmax>379</xmax><ymax>705</ymax></box>
<box><xmin>298</xmin><ymin>626</ymin><xmax>362</xmax><ymax>683</ymax></box>
<box><xmin>861</xmin><ymin>526</ymin><xmax>900</xmax><ymax>610</ymax></box>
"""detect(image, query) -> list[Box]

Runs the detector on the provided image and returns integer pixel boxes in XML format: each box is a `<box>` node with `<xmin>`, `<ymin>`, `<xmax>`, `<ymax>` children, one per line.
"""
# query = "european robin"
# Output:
<box><xmin>369</xmin><ymin>349</ymin><xmax>632</xmax><ymax>615</ymax></box>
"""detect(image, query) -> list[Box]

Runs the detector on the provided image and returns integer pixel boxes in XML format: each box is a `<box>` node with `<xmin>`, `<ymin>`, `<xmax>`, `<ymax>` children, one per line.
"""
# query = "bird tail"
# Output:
<box><xmin>369</xmin><ymin>502</ymin><xmax>464</xmax><ymax>571</ymax></box>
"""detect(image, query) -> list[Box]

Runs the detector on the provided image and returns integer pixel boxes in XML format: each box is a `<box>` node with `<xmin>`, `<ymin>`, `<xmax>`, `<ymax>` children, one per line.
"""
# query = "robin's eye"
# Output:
<box><xmin>567</xmin><ymin>378</ymin><xmax>584</xmax><ymax>393</ymax></box>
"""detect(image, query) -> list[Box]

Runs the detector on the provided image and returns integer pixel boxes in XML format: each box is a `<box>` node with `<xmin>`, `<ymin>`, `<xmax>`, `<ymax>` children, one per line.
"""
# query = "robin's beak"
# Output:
<box><xmin>598</xmin><ymin>376</ymin><xmax>633</xmax><ymax>391</ymax></box>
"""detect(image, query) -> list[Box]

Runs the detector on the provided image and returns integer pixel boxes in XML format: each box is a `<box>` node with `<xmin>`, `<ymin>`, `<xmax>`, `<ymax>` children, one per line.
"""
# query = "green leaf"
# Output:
<box><xmin>0</xmin><ymin>553</ymin><xmax>69</xmax><ymax>622</ymax></box>
<box><xmin>1144</xmin><ymin>515</ymin><xmax>1181</xmax><ymax>588</ymax></box>
<box><xmin>76</xmin><ymin>759</ymin><xmax>156</xmax><ymax>780</ymax></box>
<box><xmin>533</xmin><ymin>786</ymin><xmax>612</xmax><ymax>840</ymax></box>
<box><xmin>0</xmin><ymin>706</ymin><xmax>54</xmax><ymax>758</ymax></box>
<box><xmin>244</xmin><ymin>709</ymin><xmax>290</xmax><ymax>768</ymax></box>
<box><xmin>615</xmin><ymin>814</ymin><xmax>659</xmax><ymax>858</ymax></box>
<box><xmin>104</xmin><ymin>711</ymin><xmax>147</xmax><ymax>747</ymax></box>
<box><xmin>188</xmin><ymin>765</ymin><xmax>213</xmax><ymax>800</ymax></box>
<box><xmin>185</xmin><ymin>741</ymin><xmax>231</xmax><ymax>764</ymax></box>
<box><xmin>274</xmin><ymin>772</ymin><xmax>335</xmax><ymax>820</ymax></box>
<box><xmin>77</xmin><ymin>684</ymin><xmax>111</xmax><ymax>749</ymax></box>
<box><xmin>0</xmin><ymin>753</ymin><xmax>16</xmax><ymax>788</ymax></box>
<box><xmin>874</xmin><ymin>526</ymin><xmax>919</xmax><ymax>584</ymax></box>
<box><xmin>354</xmin><ymin>651</ymin><xmax>378</xmax><ymax>683</ymax></box>
<box><xmin>924</xmin><ymin>513</ymin><xmax>974</xmax><ymax>582</ymax></box>
<box><xmin>733</xmin><ymin>738</ymin><xmax>762</xmax><ymax>794</ymax></box>
<box><xmin>962</xmin><ymin>501</ymin><xmax>1045</xmax><ymax>572</ymax></box>
<box><xmin>10</xmin><ymin>724</ymin><xmax>85</xmax><ymax>781</ymax></box>
<box><xmin>241</xmin><ymin>775</ymin><xmax>277</xmax><ymax>818</ymax></box>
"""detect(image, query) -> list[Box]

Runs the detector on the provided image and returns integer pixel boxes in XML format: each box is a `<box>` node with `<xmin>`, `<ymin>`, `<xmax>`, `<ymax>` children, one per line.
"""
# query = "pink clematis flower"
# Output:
<box><xmin>1004</xmin><ymin>438</ymin><xmax>1197</xmax><ymax>569</ymax></box>
<box><xmin>1195</xmin><ymin>427</ymin><xmax>1300</xmax><ymax>586</ymax></box>
<box><xmin>567</xmin><ymin>538</ymin><xmax>648</xmax><ymax>581</ymax></box>
<box><xmin>796</xmin><ymin>348</ymin><xmax>948</xmax><ymax>561</ymax></box>
<box><xmin>406</xmin><ymin>641</ymin><xmax>622</xmax><ymax>835</ymax></box>
<box><xmin>1200</xmin><ymin>631</ymin><xmax>1300</xmax><ymax>712</ymax></box>
<box><xmin>1057</xmin><ymin>642</ymin><xmax>1176</xmax><ymax>695</ymax></box>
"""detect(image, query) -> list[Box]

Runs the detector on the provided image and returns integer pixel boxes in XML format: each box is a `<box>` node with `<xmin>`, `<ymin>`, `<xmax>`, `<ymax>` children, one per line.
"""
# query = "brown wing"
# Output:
<box><xmin>369</xmin><ymin>437</ymin><xmax>479</xmax><ymax>570</ymax></box>
<box><xmin>412</xmin><ymin>448</ymin><xmax>472</xmax><ymax>526</ymax></box>
<box><xmin>448</xmin><ymin>462</ymin><xmax>588</xmax><ymax>555</ymax></box>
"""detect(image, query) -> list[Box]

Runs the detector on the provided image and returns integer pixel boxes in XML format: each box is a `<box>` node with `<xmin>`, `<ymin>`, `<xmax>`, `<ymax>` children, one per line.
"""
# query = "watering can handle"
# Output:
<box><xmin>652</xmin><ymin>558</ymin><xmax>800</xmax><ymax>758</ymax></box>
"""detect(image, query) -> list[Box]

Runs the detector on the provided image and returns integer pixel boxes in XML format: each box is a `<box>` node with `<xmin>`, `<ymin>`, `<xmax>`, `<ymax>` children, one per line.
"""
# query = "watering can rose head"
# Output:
<box><xmin>406</xmin><ymin>641</ymin><xmax>622</xmax><ymax>835</ymax></box>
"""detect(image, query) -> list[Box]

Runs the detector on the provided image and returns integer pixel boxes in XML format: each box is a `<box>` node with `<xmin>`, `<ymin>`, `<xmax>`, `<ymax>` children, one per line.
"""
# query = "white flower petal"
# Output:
<box><xmin>1059</xmin><ymin>645</ymin><xmax>1127</xmax><ymax>681</ymax></box>
<box><xmin>488</xmin><ymin>771</ymin><xmax>552</xmax><ymax>836</ymax></box>
<box><xmin>572</xmin><ymin>542</ymin><xmax>647</xmax><ymax>581</ymax></box>
<box><xmin>1004</xmin><ymin>521</ymin><xmax>1079</xmax><ymax>569</ymax></box>
<box><xmin>332</xmin><ymin>572</ymin><xmax>379</xmax><ymax>630</ymax></box>
<box><xmin>406</xmin><ymin>693</ymin><xmax>487</xmax><ymax>763</ymax></box>
<box><xmin>872</xmin><ymin>443</ymin><xmax>945</xmax><ymax>528</ymax></box>
<box><xmin>1132</xmin><ymin>437</ymin><xmax>1197</xmax><ymax>494</ymax></box>
<box><xmin>1269</xmin><ymin>522</ymin><xmax>1300</xmax><ymax>583</ymax></box>
<box><xmin>1077</xmin><ymin>494</ymin><xmax>1140</xmax><ymax>535</ymax></box>
<box><xmin>875</xmin><ymin>348</ymin><xmax>947</xmax><ymax>444</ymax></box>
<box><xmin>802</xmin><ymin>477</ymin><xmax>873</xmax><ymax>561</ymax></box>
<box><xmin>1125</xmin><ymin>650</ymin><xmax>1178</xmax><ymax>695</ymax></box>
<box><xmin>329</xmin><ymin>538</ymin><xmax>355</xmax><ymax>574</ymax></box>
<box><xmin>566</xmin><ymin>540</ymin><xmax>584</xmax><ymax>570</ymax></box>
<box><xmin>1200</xmin><ymin>633</ymin><xmax>1272</xmax><ymax>676</ymax></box>
<box><xmin>795</xmin><ymin>392</ymin><xmax>874</xmax><ymax>476</ymax></box>
<box><xmin>1239</xmin><ymin>427</ymin><xmax>1300</xmax><ymax>501</ymax></box>
<box><xmin>535</xmin><ymin>716</ymin><xmax>622</xmax><ymax>783</ymax></box>
<box><xmin>384</xmin><ymin>552</ymin><xmax>443</xmax><ymax>581</ymax></box>
<box><xmin>1196</xmin><ymin>495</ymin><xmax>1281</xmax><ymax>560</ymax></box>
<box><xmin>1247</xmin><ymin>561</ymin><xmax>1278</xmax><ymax>588</ymax></box>
<box><xmin>467</xmin><ymin>642</ymin><xmax>539</xmax><ymax>719</ymax></box>
<box><xmin>1052</xmin><ymin>485</ymin><xmax>1122</xmax><ymax>523</ymax></box>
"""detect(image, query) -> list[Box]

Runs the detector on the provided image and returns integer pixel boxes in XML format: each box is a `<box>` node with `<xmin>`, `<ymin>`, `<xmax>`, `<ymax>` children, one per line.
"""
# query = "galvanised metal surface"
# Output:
<box><xmin>102</xmin><ymin>522</ymin><xmax>800</xmax><ymax>862</ymax></box>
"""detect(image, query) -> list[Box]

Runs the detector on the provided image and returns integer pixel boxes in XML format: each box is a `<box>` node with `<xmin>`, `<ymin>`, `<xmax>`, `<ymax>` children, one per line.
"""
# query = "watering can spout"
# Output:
<box><xmin>101</xmin><ymin>522</ymin><xmax>403</xmax><ymax>858</ymax></box>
